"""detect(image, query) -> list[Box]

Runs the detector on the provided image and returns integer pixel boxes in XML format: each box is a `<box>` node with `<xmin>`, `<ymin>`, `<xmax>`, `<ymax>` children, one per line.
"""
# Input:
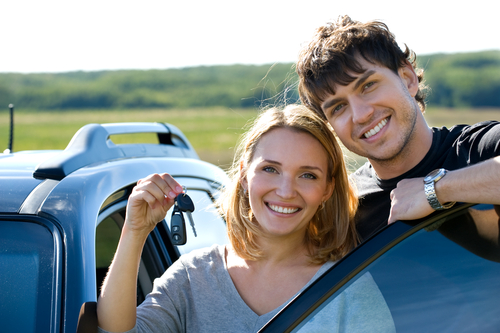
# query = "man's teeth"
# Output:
<box><xmin>268</xmin><ymin>204</ymin><xmax>299</xmax><ymax>214</ymax></box>
<box><xmin>364</xmin><ymin>118</ymin><xmax>388</xmax><ymax>139</ymax></box>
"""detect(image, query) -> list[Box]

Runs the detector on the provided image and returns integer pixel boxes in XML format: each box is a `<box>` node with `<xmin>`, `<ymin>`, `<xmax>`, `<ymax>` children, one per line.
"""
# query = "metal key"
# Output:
<box><xmin>175</xmin><ymin>192</ymin><xmax>197</xmax><ymax>237</ymax></box>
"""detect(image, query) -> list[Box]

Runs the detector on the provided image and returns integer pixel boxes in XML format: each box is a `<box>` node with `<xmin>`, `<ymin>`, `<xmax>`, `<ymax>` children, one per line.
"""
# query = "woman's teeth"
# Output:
<box><xmin>364</xmin><ymin>118</ymin><xmax>388</xmax><ymax>139</ymax></box>
<box><xmin>268</xmin><ymin>204</ymin><xmax>299</xmax><ymax>214</ymax></box>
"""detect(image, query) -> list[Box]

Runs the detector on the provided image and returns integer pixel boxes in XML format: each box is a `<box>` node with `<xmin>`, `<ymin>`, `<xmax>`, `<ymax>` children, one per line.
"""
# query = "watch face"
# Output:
<box><xmin>425</xmin><ymin>169</ymin><xmax>445</xmax><ymax>183</ymax></box>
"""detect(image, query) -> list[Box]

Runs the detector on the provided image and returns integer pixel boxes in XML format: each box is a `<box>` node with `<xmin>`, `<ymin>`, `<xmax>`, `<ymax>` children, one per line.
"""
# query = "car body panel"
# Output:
<box><xmin>0</xmin><ymin>122</ymin><xmax>229</xmax><ymax>333</ymax></box>
<box><xmin>0</xmin><ymin>151</ymin><xmax>61</xmax><ymax>212</ymax></box>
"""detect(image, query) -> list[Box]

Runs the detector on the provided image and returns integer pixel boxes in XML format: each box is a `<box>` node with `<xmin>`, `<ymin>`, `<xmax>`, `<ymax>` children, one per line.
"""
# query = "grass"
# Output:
<box><xmin>0</xmin><ymin>107</ymin><xmax>259</xmax><ymax>170</ymax></box>
<box><xmin>1</xmin><ymin>107</ymin><xmax>498</xmax><ymax>171</ymax></box>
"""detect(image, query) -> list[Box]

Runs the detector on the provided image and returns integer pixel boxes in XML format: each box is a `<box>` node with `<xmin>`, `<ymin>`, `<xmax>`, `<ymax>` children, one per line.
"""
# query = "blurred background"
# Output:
<box><xmin>1</xmin><ymin>0</ymin><xmax>499</xmax><ymax>169</ymax></box>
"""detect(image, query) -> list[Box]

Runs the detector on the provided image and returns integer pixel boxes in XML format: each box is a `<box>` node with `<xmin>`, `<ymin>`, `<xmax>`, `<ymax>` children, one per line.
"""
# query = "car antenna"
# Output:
<box><xmin>4</xmin><ymin>104</ymin><xmax>14</xmax><ymax>154</ymax></box>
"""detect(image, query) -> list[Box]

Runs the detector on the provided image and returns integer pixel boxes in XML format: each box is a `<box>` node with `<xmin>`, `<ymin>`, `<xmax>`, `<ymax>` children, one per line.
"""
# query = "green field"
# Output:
<box><xmin>1</xmin><ymin>107</ymin><xmax>498</xmax><ymax>172</ymax></box>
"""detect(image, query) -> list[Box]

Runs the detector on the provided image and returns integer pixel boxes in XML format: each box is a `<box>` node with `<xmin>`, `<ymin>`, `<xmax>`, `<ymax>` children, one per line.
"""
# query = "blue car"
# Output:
<box><xmin>2</xmin><ymin>122</ymin><xmax>500</xmax><ymax>333</ymax></box>
<box><xmin>0</xmin><ymin>122</ymin><xmax>229</xmax><ymax>333</ymax></box>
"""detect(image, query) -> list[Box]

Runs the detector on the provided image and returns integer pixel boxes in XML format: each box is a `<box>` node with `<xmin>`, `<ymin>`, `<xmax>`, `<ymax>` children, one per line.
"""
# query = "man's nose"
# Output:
<box><xmin>350</xmin><ymin>97</ymin><xmax>374</xmax><ymax>124</ymax></box>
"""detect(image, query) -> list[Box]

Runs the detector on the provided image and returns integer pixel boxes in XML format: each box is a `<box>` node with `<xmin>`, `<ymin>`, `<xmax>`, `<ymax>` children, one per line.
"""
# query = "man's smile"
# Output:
<box><xmin>363</xmin><ymin>117</ymin><xmax>389</xmax><ymax>139</ymax></box>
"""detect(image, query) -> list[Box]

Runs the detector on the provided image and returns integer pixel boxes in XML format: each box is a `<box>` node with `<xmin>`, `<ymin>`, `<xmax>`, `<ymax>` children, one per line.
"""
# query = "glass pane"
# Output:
<box><xmin>294</xmin><ymin>206</ymin><xmax>500</xmax><ymax>332</ymax></box>
<box><xmin>163</xmin><ymin>190</ymin><xmax>228</xmax><ymax>255</ymax></box>
<box><xmin>0</xmin><ymin>221</ymin><xmax>57</xmax><ymax>333</ymax></box>
<box><xmin>293</xmin><ymin>271</ymin><xmax>396</xmax><ymax>332</ymax></box>
<box><xmin>96</xmin><ymin>216</ymin><xmax>122</xmax><ymax>296</ymax></box>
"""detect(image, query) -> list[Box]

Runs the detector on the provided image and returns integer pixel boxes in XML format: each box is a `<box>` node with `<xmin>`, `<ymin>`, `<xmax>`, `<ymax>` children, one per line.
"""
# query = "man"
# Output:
<box><xmin>295</xmin><ymin>15</ymin><xmax>500</xmax><ymax>248</ymax></box>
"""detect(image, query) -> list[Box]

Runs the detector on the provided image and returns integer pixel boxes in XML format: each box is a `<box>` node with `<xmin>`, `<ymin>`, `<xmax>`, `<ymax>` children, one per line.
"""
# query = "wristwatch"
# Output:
<box><xmin>424</xmin><ymin>168</ymin><xmax>456</xmax><ymax>210</ymax></box>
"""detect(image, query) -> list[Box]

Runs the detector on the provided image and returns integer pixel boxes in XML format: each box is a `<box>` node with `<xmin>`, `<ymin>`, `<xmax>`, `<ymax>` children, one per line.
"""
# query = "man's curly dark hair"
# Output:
<box><xmin>296</xmin><ymin>15</ymin><xmax>428</xmax><ymax>119</ymax></box>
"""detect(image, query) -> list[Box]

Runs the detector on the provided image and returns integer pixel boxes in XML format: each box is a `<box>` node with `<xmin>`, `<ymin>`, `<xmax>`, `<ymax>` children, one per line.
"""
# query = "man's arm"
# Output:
<box><xmin>388</xmin><ymin>155</ymin><xmax>500</xmax><ymax>223</ymax></box>
<box><xmin>388</xmin><ymin>156</ymin><xmax>500</xmax><ymax>262</ymax></box>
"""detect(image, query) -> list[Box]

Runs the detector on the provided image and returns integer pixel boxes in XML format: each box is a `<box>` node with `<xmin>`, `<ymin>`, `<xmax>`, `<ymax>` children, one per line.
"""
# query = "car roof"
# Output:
<box><xmin>0</xmin><ymin>122</ymin><xmax>216</xmax><ymax>214</ymax></box>
<box><xmin>0</xmin><ymin>151</ymin><xmax>60</xmax><ymax>213</ymax></box>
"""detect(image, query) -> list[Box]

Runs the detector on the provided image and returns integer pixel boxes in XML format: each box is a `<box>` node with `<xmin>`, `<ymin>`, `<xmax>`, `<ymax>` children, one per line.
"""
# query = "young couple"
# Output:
<box><xmin>97</xmin><ymin>15</ymin><xmax>500</xmax><ymax>332</ymax></box>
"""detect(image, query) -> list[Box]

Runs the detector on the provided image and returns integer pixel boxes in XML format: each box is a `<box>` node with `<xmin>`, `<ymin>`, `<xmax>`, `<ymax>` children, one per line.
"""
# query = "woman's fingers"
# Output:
<box><xmin>159</xmin><ymin>173</ymin><xmax>184</xmax><ymax>199</ymax></box>
<box><xmin>137</xmin><ymin>173</ymin><xmax>183</xmax><ymax>207</ymax></box>
<box><xmin>126</xmin><ymin>173</ymin><xmax>185</xmax><ymax>233</ymax></box>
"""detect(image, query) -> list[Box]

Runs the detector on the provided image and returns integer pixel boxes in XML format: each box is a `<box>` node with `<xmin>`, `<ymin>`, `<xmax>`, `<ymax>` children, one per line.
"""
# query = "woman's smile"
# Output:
<box><xmin>266</xmin><ymin>202</ymin><xmax>301</xmax><ymax>215</ymax></box>
<box><xmin>243</xmin><ymin>127</ymin><xmax>333</xmax><ymax>238</ymax></box>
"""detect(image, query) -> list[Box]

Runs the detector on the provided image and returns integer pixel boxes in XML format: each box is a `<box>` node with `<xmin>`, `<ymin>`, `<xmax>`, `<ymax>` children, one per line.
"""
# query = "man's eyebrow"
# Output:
<box><xmin>321</xmin><ymin>70</ymin><xmax>377</xmax><ymax>112</ymax></box>
<box><xmin>353</xmin><ymin>70</ymin><xmax>376</xmax><ymax>91</ymax></box>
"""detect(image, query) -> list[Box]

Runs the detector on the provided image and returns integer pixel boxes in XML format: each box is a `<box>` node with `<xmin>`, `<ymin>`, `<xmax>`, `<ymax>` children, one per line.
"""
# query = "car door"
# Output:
<box><xmin>95</xmin><ymin>176</ymin><xmax>228</xmax><ymax>302</ymax></box>
<box><xmin>259</xmin><ymin>203</ymin><xmax>500</xmax><ymax>332</ymax></box>
<box><xmin>0</xmin><ymin>216</ymin><xmax>63</xmax><ymax>333</ymax></box>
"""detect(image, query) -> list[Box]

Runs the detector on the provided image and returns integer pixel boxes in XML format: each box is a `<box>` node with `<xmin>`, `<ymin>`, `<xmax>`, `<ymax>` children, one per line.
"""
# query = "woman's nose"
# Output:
<box><xmin>275</xmin><ymin>176</ymin><xmax>297</xmax><ymax>199</ymax></box>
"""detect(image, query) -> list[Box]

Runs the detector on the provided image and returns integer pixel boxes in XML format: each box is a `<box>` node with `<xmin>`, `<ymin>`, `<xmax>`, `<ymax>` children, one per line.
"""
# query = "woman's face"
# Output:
<box><xmin>243</xmin><ymin>127</ymin><xmax>334</xmax><ymax>240</ymax></box>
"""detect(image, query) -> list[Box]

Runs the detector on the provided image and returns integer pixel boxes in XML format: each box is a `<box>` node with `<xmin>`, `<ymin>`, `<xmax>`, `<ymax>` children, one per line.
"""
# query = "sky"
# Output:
<box><xmin>1</xmin><ymin>0</ymin><xmax>498</xmax><ymax>73</ymax></box>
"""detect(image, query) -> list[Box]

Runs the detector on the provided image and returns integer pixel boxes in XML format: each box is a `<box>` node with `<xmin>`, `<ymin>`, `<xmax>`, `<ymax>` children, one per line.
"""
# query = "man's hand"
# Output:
<box><xmin>388</xmin><ymin>177</ymin><xmax>433</xmax><ymax>224</ymax></box>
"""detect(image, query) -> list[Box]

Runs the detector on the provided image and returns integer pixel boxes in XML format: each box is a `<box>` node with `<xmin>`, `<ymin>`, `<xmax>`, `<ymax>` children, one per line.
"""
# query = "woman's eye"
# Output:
<box><xmin>263</xmin><ymin>166</ymin><xmax>277</xmax><ymax>173</ymax></box>
<box><xmin>301</xmin><ymin>173</ymin><xmax>317</xmax><ymax>179</ymax></box>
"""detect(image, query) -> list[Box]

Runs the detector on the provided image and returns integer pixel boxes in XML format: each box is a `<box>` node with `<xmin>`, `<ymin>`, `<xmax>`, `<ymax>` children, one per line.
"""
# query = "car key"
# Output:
<box><xmin>176</xmin><ymin>192</ymin><xmax>197</xmax><ymax>237</ymax></box>
<box><xmin>170</xmin><ymin>205</ymin><xmax>187</xmax><ymax>245</ymax></box>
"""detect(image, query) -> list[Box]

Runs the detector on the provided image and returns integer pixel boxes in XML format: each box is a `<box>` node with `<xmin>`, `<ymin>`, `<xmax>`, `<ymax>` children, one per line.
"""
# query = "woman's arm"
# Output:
<box><xmin>97</xmin><ymin>173</ymin><xmax>183</xmax><ymax>332</ymax></box>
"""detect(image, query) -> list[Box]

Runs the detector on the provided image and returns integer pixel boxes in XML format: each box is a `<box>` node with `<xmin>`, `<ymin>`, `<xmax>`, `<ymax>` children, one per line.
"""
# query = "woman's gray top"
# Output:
<box><xmin>98</xmin><ymin>244</ymin><xmax>395</xmax><ymax>333</ymax></box>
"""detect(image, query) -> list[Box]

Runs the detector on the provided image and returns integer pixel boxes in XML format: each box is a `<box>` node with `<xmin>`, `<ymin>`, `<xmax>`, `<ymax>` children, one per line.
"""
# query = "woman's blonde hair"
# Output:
<box><xmin>218</xmin><ymin>104</ymin><xmax>358</xmax><ymax>264</ymax></box>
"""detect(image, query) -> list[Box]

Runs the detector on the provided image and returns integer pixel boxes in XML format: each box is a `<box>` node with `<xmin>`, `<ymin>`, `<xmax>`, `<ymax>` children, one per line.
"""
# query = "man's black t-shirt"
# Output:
<box><xmin>352</xmin><ymin>121</ymin><xmax>500</xmax><ymax>241</ymax></box>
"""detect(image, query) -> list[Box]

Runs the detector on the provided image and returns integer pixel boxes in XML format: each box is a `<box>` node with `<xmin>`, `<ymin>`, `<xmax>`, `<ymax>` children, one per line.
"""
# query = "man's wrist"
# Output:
<box><xmin>424</xmin><ymin>168</ymin><xmax>456</xmax><ymax>210</ymax></box>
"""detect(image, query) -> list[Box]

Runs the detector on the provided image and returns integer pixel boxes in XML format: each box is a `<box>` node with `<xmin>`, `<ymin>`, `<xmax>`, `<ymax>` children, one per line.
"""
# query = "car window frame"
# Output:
<box><xmin>258</xmin><ymin>203</ymin><xmax>479</xmax><ymax>332</ymax></box>
<box><xmin>95</xmin><ymin>177</ymin><xmax>227</xmax><ymax>300</ymax></box>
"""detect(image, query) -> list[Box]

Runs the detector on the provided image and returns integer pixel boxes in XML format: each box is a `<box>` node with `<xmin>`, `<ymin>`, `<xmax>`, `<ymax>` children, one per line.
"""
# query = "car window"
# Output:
<box><xmin>95</xmin><ymin>187</ymin><xmax>228</xmax><ymax>303</ymax></box>
<box><xmin>0</xmin><ymin>220</ymin><xmax>60</xmax><ymax>333</ymax></box>
<box><xmin>291</xmin><ymin>204</ymin><xmax>500</xmax><ymax>332</ymax></box>
<box><xmin>96</xmin><ymin>215</ymin><xmax>122</xmax><ymax>296</ymax></box>
<box><xmin>163</xmin><ymin>189</ymin><xmax>228</xmax><ymax>256</ymax></box>
<box><xmin>96</xmin><ymin>207</ymin><xmax>152</xmax><ymax>303</ymax></box>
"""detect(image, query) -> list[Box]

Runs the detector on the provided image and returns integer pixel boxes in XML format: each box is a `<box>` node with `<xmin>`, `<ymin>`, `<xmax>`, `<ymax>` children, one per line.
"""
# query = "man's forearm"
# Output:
<box><xmin>436</xmin><ymin>156</ymin><xmax>500</xmax><ymax>205</ymax></box>
<box><xmin>388</xmin><ymin>156</ymin><xmax>500</xmax><ymax>223</ymax></box>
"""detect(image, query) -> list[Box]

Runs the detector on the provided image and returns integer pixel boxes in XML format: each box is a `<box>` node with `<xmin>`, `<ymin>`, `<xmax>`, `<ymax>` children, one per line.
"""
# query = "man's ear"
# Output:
<box><xmin>399</xmin><ymin>61</ymin><xmax>419</xmax><ymax>97</ymax></box>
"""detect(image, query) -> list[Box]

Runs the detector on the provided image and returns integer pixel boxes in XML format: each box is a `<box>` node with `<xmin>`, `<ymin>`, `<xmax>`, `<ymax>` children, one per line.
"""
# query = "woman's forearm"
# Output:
<box><xmin>97</xmin><ymin>224</ymin><xmax>150</xmax><ymax>332</ymax></box>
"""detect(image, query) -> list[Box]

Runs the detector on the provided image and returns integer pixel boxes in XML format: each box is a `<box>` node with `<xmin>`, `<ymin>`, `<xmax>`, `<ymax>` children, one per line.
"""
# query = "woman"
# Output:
<box><xmin>97</xmin><ymin>105</ymin><xmax>389</xmax><ymax>332</ymax></box>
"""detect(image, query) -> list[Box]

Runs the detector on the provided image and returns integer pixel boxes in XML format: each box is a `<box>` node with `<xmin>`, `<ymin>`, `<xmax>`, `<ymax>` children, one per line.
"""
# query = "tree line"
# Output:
<box><xmin>0</xmin><ymin>51</ymin><xmax>499</xmax><ymax>110</ymax></box>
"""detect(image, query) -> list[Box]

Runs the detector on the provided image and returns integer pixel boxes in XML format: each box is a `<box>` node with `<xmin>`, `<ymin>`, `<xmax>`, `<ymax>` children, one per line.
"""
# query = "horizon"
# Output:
<box><xmin>1</xmin><ymin>49</ymin><xmax>500</xmax><ymax>75</ymax></box>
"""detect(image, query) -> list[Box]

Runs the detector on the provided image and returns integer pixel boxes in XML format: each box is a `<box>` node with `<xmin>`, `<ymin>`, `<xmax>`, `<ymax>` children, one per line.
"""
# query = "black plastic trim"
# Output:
<box><xmin>33</xmin><ymin>122</ymin><xmax>198</xmax><ymax>180</ymax></box>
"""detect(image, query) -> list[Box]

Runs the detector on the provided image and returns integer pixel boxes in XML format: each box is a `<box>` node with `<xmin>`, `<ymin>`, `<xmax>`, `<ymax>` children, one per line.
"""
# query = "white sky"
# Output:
<box><xmin>1</xmin><ymin>0</ymin><xmax>498</xmax><ymax>73</ymax></box>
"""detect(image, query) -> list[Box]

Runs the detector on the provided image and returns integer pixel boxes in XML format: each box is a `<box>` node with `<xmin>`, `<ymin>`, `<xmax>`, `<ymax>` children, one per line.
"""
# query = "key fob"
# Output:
<box><xmin>170</xmin><ymin>209</ymin><xmax>187</xmax><ymax>245</ymax></box>
<box><xmin>176</xmin><ymin>193</ymin><xmax>195</xmax><ymax>212</ymax></box>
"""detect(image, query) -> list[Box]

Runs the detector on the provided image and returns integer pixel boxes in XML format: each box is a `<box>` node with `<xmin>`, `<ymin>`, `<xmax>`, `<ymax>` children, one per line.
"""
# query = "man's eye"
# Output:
<box><xmin>364</xmin><ymin>82</ymin><xmax>375</xmax><ymax>90</ymax></box>
<box><xmin>332</xmin><ymin>104</ymin><xmax>345</xmax><ymax>114</ymax></box>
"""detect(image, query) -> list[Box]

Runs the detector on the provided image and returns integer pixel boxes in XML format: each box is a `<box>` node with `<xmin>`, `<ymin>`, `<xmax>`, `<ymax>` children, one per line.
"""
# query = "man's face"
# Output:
<box><xmin>320</xmin><ymin>57</ymin><xmax>423</xmax><ymax>168</ymax></box>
